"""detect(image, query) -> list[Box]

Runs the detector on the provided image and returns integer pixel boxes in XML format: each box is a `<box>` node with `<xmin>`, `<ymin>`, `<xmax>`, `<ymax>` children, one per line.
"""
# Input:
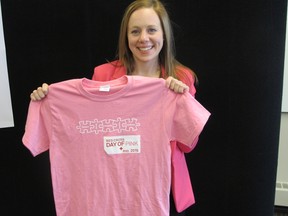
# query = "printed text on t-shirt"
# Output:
<box><xmin>104</xmin><ymin>135</ymin><xmax>141</xmax><ymax>154</ymax></box>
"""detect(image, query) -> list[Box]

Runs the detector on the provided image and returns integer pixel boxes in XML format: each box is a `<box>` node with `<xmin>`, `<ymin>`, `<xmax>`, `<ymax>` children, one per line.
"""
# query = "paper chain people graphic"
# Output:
<box><xmin>76</xmin><ymin>117</ymin><xmax>141</xmax><ymax>134</ymax></box>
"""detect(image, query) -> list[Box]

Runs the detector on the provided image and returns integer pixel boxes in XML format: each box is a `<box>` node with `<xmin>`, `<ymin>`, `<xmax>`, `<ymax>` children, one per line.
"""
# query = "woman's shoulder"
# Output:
<box><xmin>175</xmin><ymin>64</ymin><xmax>198</xmax><ymax>96</ymax></box>
<box><xmin>176</xmin><ymin>64</ymin><xmax>195</xmax><ymax>75</ymax></box>
<box><xmin>176</xmin><ymin>65</ymin><xmax>197</xmax><ymax>84</ymax></box>
<box><xmin>94</xmin><ymin>60</ymin><xmax>122</xmax><ymax>71</ymax></box>
<box><xmin>92</xmin><ymin>60</ymin><xmax>126</xmax><ymax>81</ymax></box>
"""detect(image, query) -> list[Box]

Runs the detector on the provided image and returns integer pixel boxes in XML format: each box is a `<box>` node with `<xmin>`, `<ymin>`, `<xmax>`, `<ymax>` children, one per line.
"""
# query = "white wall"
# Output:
<box><xmin>0</xmin><ymin>3</ymin><xmax>14</xmax><ymax>128</ymax></box>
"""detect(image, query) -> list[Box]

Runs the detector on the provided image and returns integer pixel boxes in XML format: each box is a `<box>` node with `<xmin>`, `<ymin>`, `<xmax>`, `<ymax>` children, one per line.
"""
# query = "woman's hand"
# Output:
<box><xmin>165</xmin><ymin>76</ymin><xmax>189</xmax><ymax>94</ymax></box>
<box><xmin>30</xmin><ymin>83</ymin><xmax>49</xmax><ymax>101</ymax></box>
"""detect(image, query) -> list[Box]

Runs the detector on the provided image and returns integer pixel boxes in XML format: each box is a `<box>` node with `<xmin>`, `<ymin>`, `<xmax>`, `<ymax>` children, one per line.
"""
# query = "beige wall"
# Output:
<box><xmin>275</xmin><ymin>113</ymin><xmax>288</xmax><ymax>206</ymax></box>
<box><xmin>277</xmin><ymin>113</ymin><xmax>288</xmax><ymax>181</ymax></box>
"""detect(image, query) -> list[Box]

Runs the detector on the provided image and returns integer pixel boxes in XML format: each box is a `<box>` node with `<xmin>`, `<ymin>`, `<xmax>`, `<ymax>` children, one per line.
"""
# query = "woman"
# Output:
<box><xmin>30</xmin><ymin>0</ymin><xmax>199</xmax><ymax>215</ymax></box>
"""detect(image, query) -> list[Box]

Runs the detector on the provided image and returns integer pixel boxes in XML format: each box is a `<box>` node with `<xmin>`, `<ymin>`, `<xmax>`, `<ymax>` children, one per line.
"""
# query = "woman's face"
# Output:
<box><xmin>127</xmin><ymin>8</ymin><xmax>164</xmax><ymax>65</ymax></box>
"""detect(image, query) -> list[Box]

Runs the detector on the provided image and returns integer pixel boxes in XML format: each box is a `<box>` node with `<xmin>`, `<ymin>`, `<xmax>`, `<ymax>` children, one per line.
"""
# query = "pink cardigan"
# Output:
<box><xmin>92</xmin><ymin>60</ymin><xmax>198</xmax><ymax>212</ymax></box>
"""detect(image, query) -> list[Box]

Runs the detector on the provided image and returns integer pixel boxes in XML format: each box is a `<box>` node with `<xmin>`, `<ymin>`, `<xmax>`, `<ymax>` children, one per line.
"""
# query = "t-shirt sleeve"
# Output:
<box><xmin>169</xmin><ymin>92</ymin><xmax>210</xmax><ymax>148</ymax></box>
<box><xmin>22</xmin><ymin>100</ymin><xmax>51</xmax><ymax>156</ymax></box>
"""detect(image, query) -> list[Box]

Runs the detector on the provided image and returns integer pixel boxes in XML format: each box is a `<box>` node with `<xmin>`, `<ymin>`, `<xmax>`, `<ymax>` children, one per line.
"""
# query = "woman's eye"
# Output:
<box><xmin>148</xmin><ymin>28</ymin><xmax>157</xmax><ymax>33</ymax></box>
<box><xmin>131</xmin><ymin>30</ymin><xmax>139</xmax><ymax>35</ymax></box>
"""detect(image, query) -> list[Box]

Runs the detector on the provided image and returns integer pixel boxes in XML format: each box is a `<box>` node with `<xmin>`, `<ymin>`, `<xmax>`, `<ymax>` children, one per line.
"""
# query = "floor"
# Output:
<box><xmin>275</xmin><ymin>206</ymin><xmax>288</xmax><ymax>216</ymax></box>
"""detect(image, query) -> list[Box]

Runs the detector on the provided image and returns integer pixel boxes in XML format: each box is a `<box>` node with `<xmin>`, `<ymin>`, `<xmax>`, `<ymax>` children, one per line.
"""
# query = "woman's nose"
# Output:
<box><xmin>139</xmin><ymin>31</ymin><xmax>149</xmax><ymax>42</ymax></box>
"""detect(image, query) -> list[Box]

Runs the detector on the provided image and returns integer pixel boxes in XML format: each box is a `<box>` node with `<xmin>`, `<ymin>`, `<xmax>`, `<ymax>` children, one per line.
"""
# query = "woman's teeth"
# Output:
<box><xmin>139</xmin><ymin>46</ymin><xmax>152</xmax><ymax>51</ymax></box>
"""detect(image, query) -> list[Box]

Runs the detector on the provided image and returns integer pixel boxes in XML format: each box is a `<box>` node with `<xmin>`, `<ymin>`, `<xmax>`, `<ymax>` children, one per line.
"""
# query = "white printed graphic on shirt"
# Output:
<box><xmin>76</xmin><ymin>117</ymin><xmax>140</xmax><ymax>134</ymax></box>
<box><xmin>104</xmin><ymin>135</ymin><xmax>141</xmax><ymax>154</ymax></box>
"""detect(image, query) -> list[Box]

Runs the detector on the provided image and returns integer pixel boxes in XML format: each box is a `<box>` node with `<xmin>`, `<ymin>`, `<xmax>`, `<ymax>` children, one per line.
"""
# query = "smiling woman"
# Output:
<box><xmin>27</xmin><ymin>0</ymin><xmax>200</xmax><ymax>215</ymax></box>
<box><xmin>1</xmin><ymin>0</ymin><xmax>286</xmax><ymax>215</ymax></box>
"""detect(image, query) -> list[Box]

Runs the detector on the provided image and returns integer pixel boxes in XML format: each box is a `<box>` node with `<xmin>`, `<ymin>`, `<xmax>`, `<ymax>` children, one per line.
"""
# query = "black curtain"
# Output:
<box><xmin>0</xmin><ymin>0</ymin><xmax>286</xmax><ymax>215</ymax></box>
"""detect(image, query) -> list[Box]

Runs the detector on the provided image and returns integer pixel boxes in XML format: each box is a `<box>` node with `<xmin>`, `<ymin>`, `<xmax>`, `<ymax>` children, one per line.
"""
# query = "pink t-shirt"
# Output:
<box><xmin>22</xmin><ymin>75</ymin><xmax>210</xmax><ymax>216</ymax></box>
<box><xmin>93</xmin><ymin>61</ymin><xmax>198</xmax><ymax>212</ymax></box>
